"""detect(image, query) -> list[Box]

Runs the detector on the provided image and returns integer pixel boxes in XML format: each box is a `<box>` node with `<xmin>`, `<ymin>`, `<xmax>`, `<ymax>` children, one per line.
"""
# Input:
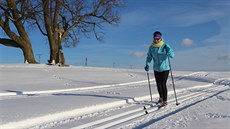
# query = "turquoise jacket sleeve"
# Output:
<box><xmin>165</xmin><ymin>44</ymin><xmax>175</xmax><ymax>58</ymax></box>
<box><xmin>146</xmin><ymin>48</ymin><xmax>152</xmax><ymax>66</ymax></box>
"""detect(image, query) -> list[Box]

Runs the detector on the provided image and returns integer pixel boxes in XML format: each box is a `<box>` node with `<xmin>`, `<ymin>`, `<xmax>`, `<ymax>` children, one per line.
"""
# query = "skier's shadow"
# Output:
<box><xmin>133</xmin><ymin>89</ymin><xmax>229</xmax><ymax>129</ymax></box>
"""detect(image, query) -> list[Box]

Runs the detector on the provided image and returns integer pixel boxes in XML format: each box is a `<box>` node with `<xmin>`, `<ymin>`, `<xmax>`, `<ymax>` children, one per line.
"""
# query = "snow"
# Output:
<box><xmin>0</xmin><ymin>64</ymin><xmax>229</xmax><ymax>129</ymax></box>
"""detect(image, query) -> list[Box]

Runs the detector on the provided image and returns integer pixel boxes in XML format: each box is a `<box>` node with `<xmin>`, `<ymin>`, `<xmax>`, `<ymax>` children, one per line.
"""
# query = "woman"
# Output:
<box><xmin>144</xmin><ymin>31</ymin><xmax>175</xmax><ymax>107</ymax></box>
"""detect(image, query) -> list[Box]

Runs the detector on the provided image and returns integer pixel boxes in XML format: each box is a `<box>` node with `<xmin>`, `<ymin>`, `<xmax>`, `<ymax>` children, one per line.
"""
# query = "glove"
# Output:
<box><xmin>144</xmin><ymin>65</ymin><xmax>149</xmax><ymax>71</ymax></box>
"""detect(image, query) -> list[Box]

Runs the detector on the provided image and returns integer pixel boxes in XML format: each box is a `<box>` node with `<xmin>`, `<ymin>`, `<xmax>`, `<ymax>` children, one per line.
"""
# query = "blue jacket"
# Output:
<box><xmin>146</xmin><ymin>43</ymin><xmax>175</xmax><ymax>72</ymax></box>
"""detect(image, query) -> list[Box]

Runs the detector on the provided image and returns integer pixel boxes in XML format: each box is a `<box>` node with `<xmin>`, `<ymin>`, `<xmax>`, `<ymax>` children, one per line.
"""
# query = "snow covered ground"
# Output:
<box><xmin>0</xmin><ymin>64</ymin><xmax>229</xmax><ymax>129</ymax></box>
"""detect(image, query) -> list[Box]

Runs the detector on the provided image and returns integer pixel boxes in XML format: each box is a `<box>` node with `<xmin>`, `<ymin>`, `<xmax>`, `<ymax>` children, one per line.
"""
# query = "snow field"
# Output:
<box><xmin>32</xmin><ymin>83</ymin><xmax>228</xmax><ymax>129</ymax></box>
<box><xmin>87</xmin><ymin>85</ymin><xmax>229</xmax><ymax>129</ymax></box>
<box><xmin>0</xmin><ymin>64</ymin><xmax>229</xmax><ymax>129</ymax></box>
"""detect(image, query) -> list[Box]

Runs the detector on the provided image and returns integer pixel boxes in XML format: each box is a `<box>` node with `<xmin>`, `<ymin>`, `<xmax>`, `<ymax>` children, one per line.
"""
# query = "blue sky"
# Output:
<box><xmin>0</xmin><ymin>0</ymin><xmax>230</xmax><ymax>71</ymax></box>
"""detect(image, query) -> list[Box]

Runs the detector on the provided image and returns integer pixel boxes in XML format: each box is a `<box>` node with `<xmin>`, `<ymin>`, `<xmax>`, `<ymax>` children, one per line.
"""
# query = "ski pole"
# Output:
<box><xmin>147</xmin><ymin>72</ymin><xmax>153</xmax><ymax>102</ymax></box>
<box><xmin>168</xmin><ymin>55</ymin><xmax>180</xmax><ymax>106</ymax></box>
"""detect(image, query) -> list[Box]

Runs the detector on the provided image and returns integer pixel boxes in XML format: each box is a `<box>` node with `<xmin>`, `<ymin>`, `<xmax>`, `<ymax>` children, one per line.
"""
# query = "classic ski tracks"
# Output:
<box><xmin>1</xmin><ymin>80</ymin><xmax>228</xmax><ymax>129</ymax></box>
<box><xmin>68</xmin><ymin>84</ymin><xmax>227</xmax><ymax>129</ymax></box>
<box><xmin>0</xmin><ymin>72</ymin><xmax>215</xmax><ymax>98</ymax></box>
<box><xmin>0</xmin><ymin>79</ymin><xmax>153</xmax><ymax>98</ymax></box>
<box><xmin>3</xmin><ymin>84</ymin><xmax>226</xmax><ymax>129</ymax></box>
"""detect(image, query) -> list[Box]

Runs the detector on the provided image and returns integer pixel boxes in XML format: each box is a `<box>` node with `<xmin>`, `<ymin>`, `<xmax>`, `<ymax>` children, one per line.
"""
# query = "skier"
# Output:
<box><xmin>144</xmin><ymin>31</ymin><xmax>175</xmax><ymax>107</ymax></box>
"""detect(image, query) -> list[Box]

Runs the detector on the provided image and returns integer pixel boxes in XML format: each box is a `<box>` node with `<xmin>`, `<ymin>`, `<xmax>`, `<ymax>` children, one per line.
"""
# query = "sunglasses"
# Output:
<box><xmin>154</xmin><ymin>38</ymin><xmax>161</xmax><ymax>40</ymax></box>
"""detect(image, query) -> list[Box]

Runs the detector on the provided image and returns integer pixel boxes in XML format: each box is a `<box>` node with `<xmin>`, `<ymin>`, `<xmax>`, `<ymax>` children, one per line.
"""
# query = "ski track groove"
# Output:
<box><xmin>76</xmin><ymin>85</ymin><xmax>227</xmax><ymax>129</ymax></box>
<box><xmin>1</xmin><ymin>74</ymin><xmax>228</xmax><ymax>129</ymax></box>
<box><xmin>0</xmin><ymin>80</ymin><xmax>153</xmax><ymax>98</ymax></box>
<box><xmin>133</xmin><ymin>86</ymin><xmax>229</xmax><ymax>129</ymax></box>
<box><xmin>2</xmin><ymin>85</ymin><xmax>225</xmax><ymax>128</ymax></box>
<box><xmin>24</xmin><ymin>85</ymin><xmax>228</xmax><ymax>129</ymax></box>
<box><xmin>1</xmin><ymin>71</ymin><xmax>220</xmax><ymax>98</ymax></box>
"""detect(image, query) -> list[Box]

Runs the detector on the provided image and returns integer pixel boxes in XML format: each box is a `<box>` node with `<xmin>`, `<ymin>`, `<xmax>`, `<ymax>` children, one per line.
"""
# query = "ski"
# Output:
<box><xmin>143</xmin><ymin>102</ymin><xmax>160</xmax><ymax>114</ymax></box>
<box><xmin>143</xmin><ymin>106</ymin><xmax>149</xmax><ymax>114</ymax></box>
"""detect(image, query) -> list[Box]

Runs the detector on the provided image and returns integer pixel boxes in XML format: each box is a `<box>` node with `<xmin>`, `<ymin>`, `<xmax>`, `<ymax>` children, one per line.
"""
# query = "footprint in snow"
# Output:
<box><xmin>128</xmin><ymin>74</ymin><xmax>135</xmax><ymax>78</ymax></box>
<box><xmin>64</xmin><ymin>83</ymin><xmax>72</xmax><ymax>86</ymax></box>
<box><xmin>53</xmin><ymin>75</ymin><xmax>62</xmax><ymax>80</ymax></box>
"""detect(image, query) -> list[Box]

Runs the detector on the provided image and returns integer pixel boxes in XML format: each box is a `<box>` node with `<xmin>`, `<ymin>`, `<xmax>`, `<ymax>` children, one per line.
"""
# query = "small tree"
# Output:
<box><xmin>0</xmin><ymin>0</ymin><xmax>37</xmax><ymax>63</ymax></box>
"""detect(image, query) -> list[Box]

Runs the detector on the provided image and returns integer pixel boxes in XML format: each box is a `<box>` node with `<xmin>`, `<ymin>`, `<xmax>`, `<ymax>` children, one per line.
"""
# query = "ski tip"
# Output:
<box><xmin>143</xmin><ymin>106</ymin><xmax>148</xmax><ymax>114</ymax></box>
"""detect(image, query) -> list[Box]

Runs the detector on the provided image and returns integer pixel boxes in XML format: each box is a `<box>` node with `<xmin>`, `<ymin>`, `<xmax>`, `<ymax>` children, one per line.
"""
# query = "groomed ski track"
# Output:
<box><xmin>1</xmin><ymin>71</ymin><xmax>229</xmax><ymax>129</ymax></box>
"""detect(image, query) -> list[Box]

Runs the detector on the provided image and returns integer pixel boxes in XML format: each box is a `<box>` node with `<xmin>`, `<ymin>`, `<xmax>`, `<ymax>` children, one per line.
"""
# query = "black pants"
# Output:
<box><xmin>154</xmin><ymin>70</ymin><xmax>169</xmax><ymax>102</ymax></box>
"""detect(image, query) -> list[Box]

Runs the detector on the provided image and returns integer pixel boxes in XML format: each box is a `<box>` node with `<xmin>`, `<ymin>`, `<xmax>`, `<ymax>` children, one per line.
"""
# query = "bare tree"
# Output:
<box><xmin>0</xmin><ymin>0</ymin><xmax>123</xmax><ymax>65</ymax></box>
<box><xmin>36</xmin><ymin>0</ymin><xmax>123</xmax><ymax>65</ymax></box>
<box><xmin>0</xmin><ymin>0</ymin><xmax>37</xmax><ymax>63</ymax></box>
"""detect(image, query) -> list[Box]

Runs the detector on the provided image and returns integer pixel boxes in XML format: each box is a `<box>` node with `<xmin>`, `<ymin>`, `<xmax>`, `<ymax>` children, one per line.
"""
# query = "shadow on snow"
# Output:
<box><xmin>133</xmin><ymin>89</ymin><xmax>229</xmax><ymax>129</ymax></box>
<box><xmin>52</xmin><ymin>93</ymin><xmax>140</xmax><ymax>104</ymax></box>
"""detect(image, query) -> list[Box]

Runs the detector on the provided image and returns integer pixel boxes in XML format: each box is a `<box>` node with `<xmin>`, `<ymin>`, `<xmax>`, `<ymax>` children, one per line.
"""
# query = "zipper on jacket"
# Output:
<box><xmin>156</xmin><ymin>48</ymin><xmax>160</xmax><ymax>71</ymax></box>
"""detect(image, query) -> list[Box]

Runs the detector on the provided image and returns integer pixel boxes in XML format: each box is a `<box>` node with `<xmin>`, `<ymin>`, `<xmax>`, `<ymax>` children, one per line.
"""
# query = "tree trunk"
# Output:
<box><xmin>48</xmin><ymin>38</ymin><xmax>65</xmax><ymax>65</ymax></box>
<box><xmin>42</xmin><ymin>0</ymin><xmax>66</xmax><ymax>66</ymax></box>
<box><xmin>48</xmin><ymin>39</ymin><xmax>58</xmax><ymax>64</ymax></box>
<box><xmin>21</xmin><ymin>42</ymin><xmax>37</xmax><ymax>63</ymax></box>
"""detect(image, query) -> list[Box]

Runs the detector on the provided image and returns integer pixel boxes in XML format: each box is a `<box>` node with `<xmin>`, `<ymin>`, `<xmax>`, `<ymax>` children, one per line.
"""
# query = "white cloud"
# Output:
<box><xmin>182</xmin><ymin>38</ymin><xmax>193</xmax><ymax>47</ymax></box>
<box><xmin>130</xmin><ymin>52</ymin><xmax>145</xmax><ymax>58</ymax></box>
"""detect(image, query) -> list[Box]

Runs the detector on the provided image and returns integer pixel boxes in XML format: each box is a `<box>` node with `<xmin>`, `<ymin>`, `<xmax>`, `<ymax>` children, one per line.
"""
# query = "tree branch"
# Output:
<box><xmin>0</xmin><ymin>38</ymin><xmax>21</xmax><ymax>48</ymax></box>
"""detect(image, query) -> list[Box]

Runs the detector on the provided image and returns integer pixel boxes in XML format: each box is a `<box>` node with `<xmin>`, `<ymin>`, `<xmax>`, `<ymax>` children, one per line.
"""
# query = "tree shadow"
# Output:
<box><xmin>59</xmin><ymin>77</ymin><xmax>109</xmax><ymax>86</ymax></box>
<box><xmin>5</xmin><ymin>90</ymin><xmax>37</xmax><ymax>96</ymax></box>
<box><xmin>5</xmin><ymin>90</ymin><xmax>23</xmax><ymax>95</ymax></box>
<box><xmin>52</xmin><ymin>93</ymin><xmax>139</xmax><ymax>104</ymax></box>
<box><xmin>133</xmin><ymin>89</ymin><xmax>229</xmax><ymax>129</ymax></box>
